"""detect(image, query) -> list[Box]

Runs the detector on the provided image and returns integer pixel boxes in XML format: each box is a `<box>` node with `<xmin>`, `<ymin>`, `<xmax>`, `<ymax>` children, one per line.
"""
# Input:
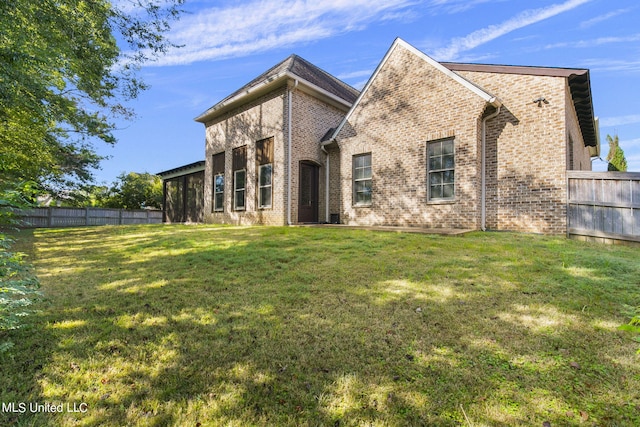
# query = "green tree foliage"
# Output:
<box><xmin>0</xmin><ymin>182</ymin><xmax>42</xmax><ymax>352</ymax></box>
<box><xmin>0</xmin><ymin>0</ymin><xmax>184</xmax><ymax>193</ymax></box>
<box><xmin>1</xmin><ymin>0</ymin><xmax>182</xmax><ymax>351</ymax></box>
<box><xmin>105</xmin><ymin>172</ymin><xmax>163</xmax><ymax>209</ymax></box>
<box><xmin>606</xmin><ymin>134</ymin><xmax>628</xmax><ymax>172</ymax></box>
<box><xmin>66</xmin><ymin>172</ymin><xmax>162</xmax><ymax>209</ymax></box>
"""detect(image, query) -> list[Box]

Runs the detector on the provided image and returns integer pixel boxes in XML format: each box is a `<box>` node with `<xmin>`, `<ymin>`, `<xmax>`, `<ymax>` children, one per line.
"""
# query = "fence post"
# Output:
<box><xmin>119</xmin><ymin>209</ymin><xmax>123</xmax><ymax>225</ymax></box>
<box><xmin>47</xmin><ymin>207</ymin><xmax>53</xmax><ymax>227</ymax></box>
<box><xmin>85</xmin><ymin>207</ymin><xmax>90</xmax><ymax>226</ymax></box>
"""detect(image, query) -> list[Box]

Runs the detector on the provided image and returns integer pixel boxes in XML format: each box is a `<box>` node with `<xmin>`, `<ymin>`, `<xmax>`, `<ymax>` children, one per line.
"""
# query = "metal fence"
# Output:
<box><xmin>18</xmin><ymin>207</ymin><xmax>163</xmax><ymax>228</ymax></box>
<box><xmin>567</xmin><ymin>171</ymin><xmax>640</xmax><ymax>243</ymax></box>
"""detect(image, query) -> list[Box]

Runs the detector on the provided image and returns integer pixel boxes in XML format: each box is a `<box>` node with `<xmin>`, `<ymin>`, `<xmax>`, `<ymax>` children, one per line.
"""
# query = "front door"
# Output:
<box><xmin>298</xmin><ymin>162</ymin><xmax>319</xmax><ymax>223</ymax></box>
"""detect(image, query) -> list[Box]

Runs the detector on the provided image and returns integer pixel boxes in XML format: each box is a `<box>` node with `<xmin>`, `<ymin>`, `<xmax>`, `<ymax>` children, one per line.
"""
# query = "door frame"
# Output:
<box><xmin>297</xmin><ymin>161</ymin><xmax>320</xmax><ymax>223</ymax></box>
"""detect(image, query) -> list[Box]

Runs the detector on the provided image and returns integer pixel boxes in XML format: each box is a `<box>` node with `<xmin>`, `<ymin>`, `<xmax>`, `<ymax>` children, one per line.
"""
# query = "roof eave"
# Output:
<box><xmin>194</xmin><ymin>72</ymin><xmax>289</xmax><ymax>123</ymax></box>
<box><xmin>194</xmin><ymin>71</ymin><xmax>354</xmax><ymax>124</ymax></box>
<box><xmin>157</xmin><ymin>160</ymin><xmax>206</xmax><ymax>179</ymax></box>
<box><xmin>567</xmin><ymin>70</ymin><xmax>598</xmax><ymax>150</ymax></box>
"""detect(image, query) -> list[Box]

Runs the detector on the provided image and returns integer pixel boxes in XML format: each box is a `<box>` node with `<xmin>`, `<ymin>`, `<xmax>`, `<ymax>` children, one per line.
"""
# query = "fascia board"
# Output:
<box><xmin>158</xmin><ymin>165</ymin><xmax>205</xmax><ymax>180</ymax></box>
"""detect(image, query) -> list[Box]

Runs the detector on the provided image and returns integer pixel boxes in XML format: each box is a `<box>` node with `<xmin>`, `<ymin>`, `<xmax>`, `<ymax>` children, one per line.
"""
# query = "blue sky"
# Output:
<box><xmin>98</xmin><ymin>0</ymin><xmax>640</xmax><ymax>184</ymax></box>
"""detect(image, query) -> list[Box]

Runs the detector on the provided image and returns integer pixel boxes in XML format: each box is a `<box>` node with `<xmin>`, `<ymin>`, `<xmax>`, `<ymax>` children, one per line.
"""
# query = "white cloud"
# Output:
<box><xmin>625</xmin><ymin>152</ymin><xmax>640</xmax><ymax>172</ymax></box>
<box><xmin>600</xmin><ymin>114</ymin><xmax>640</xmax><ymax>127</ymax></box>
<box><xmin>545</xmin><ymin>34</ymin><xmax>640</xmax><ymax>49</ymax></box>
<box><xmin>620</xmin><ymin>138</ymin><xmax>640</xmax><ymax>149</ymax></box>
<box><xmin>430</xmin><ymin>0</ymin><xmax>592</xmax><ymax>61</ymax></box>
<box><xmin>581</xmin><ymin>59</ymin><xmax>640</xmax><ymax>73</ymax></box>
<box><xmin>337</xmin><ymin>70</ymin><xmax>374</xmax><ymax>80</ymax></box>
<box><xmin>427</xmin><ymin>0</ymin><xmax>504</xmax><ymax>14</ymax></box>
<box><xmin>148</xmin><ymin>0</ymin><xmax>415</xmax><ymax>66</ymax></box>
<box><xmin>580</xmin><ymin>8</ymin><xmax>631</xmax><ymax>28</ymax></box>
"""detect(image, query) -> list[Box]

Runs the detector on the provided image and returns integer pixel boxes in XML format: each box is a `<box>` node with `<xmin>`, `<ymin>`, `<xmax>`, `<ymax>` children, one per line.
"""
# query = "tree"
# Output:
<box><xmin>606</xmin><ymin>134</ymin><xmax>628</xmax><ymax>172</ymax></box>
<box><xmin>105</xmin><ymin>172</ymin><xmax>163</xmax><ymax>209</ymax></box>
<box><xmin>0</xmin><ymin>182</ymin><xmax>41</xmax><ymax>352</ymax></box>
<box><xmin>0</xmin><ymin>0</ymin><xmax>182</xmax><ymax>352</ymax></box>
<box><xmin>0</xmin><ymin>0</ymin><xmax>184</xmax><ymax>193</ymax></box>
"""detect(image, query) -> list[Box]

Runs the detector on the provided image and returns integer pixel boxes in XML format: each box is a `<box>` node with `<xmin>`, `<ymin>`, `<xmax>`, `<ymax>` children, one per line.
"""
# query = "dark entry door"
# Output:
<box><xmin>298</xmin><ymin>162</ymin><xmax>319</xmax><ymax>223</ymax></box>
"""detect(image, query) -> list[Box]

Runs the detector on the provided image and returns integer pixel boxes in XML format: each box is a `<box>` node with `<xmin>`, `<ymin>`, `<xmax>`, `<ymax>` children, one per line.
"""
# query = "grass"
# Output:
<box><xmin>1</xmin><ymin>224</ymin><xmax>639</xmax><ymax>426</ymax></box>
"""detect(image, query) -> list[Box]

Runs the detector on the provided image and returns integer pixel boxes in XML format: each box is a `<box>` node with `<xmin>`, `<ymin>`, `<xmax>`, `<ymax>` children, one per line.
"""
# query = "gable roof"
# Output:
<box><xmin>442</xmin><ymin>62</ymin><xmax>598</xmax><ymax>149</ymax></box>
<box><xmin>195</xmin><ymin>55</ymin><xmax>359</xmax><ymax>123</ymax></box>
<box><xmin>327</xmin><ymin>38</ymin><xmax>501</xmax><ymax>142</ymax></box>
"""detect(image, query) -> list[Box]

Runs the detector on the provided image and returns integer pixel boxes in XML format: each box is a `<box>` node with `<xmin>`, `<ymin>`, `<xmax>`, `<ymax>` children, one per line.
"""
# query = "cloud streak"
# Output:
<box><xmin>580</xmin><ymin>8</ymin><xmax>631</xmax><ymax>28</ymax></box>
<box><xmin>430</xmin><ymin>0</ymin><xmax>591</xmax><ymax>61</ymax></box>
<box><xmin>149</xmin><ymin>0</ymin><xmax>415</xmax><ymax>66</ymax></box>
<box><xmin>545</xmin><ymin>34</ymin><xmax>640</xmax><ymax>49</ymax></box>
<box><xmin>600</xmin><ymin>114</ymin><xmax>640</xmax><ymax>127</ymax></box>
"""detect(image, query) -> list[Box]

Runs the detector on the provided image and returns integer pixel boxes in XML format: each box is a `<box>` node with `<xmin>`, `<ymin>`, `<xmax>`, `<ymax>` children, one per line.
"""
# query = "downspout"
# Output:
<box><xmin>287</xmin><ymin>79</ymin><xmax>298</xmax><ymax>225</ymax></box>
<box><xmin>321</xmin><ymin>144</ymin><xmax>330</xmax><ymax>223</ymax></box>
<box><xmin>481</xmin><ymin>101</ymin><xmax>501</xmax><ymax>231</ymax></box>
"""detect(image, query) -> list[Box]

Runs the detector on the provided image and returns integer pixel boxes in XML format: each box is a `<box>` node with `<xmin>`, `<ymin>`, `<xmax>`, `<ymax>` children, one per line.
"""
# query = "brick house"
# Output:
<box><xmin>162</xmin><ymin>38</ymin><xmax>599</xmax><ymax>234</ymax></box>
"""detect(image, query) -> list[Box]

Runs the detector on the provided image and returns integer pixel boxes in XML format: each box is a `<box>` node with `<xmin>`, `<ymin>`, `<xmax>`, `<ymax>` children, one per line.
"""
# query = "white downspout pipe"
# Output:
<box><xmin>481</xmin><ymin>103</ymin><xmax>501</xmax><ymax>231</ymax></box>
<box><xmin>287</xmin><ymin>79</ymin><xmax>298</xmax><ymax>225</ymax></box>
<box><xmin>321</xmin><ymin>144</ymin><xmax>330</xmax><ymax>223</ymax></box>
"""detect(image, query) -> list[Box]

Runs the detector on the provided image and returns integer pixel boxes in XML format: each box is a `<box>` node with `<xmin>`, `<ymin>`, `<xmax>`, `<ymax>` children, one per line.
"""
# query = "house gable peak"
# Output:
<box><xmin>328</xmin><ymin>37</ymin><xmax>500</xmax><ymax>142</ymax></box>
<box><xmin>195</xmin><ymin>54</ymin><xmax>359</xmax><ymax>123</ymax></box>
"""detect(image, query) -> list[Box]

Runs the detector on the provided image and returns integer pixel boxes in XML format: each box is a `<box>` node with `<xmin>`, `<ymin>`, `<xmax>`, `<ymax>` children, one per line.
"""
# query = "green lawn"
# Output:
<box><xmin>2</xmin><ymin>224</ymin><xmax>639</xmax><ymax>426</ymax></box>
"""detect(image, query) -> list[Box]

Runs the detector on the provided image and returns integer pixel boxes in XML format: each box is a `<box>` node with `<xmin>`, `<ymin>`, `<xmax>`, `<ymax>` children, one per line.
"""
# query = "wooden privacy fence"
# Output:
<box><xmin>567</xmin><ymin>171</ymin><xmax>640</xmax><ymax>243</ymax></box>
<box><xmin>18</xmin><ymin>207</ymin><xmax>163</xmax><ymax>228</ymax></box>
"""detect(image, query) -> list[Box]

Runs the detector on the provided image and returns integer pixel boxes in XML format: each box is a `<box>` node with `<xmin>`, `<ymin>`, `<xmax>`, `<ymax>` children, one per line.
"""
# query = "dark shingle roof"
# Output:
<box><xmin>195</xmin><ymin>55</ymin><xmax>359</xmax><ymax>123</ymax></box>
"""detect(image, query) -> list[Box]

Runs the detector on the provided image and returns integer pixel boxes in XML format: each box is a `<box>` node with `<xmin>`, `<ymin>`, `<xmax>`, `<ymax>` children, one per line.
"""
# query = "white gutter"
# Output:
<box><xmin>287</xmin><ymin>79</ymin><xmax>299</xmax><ymax>226</ymax></box>
<box><xmin>321</xmin><ymin>145</ymin><xmax>330</xmax><ymax>223</ymax></box>
<box><xmin>481</xmin><ymin>101</ymin><xmax>501</xmax><ymax>231</ymax></box>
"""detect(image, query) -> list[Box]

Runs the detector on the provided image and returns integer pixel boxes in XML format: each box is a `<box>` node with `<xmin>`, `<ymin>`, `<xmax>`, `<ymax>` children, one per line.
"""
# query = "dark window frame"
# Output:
<box><xmin>212</xmin><ymin>152</ymin><xmax>225</xmax><ymax>212</ymax></box>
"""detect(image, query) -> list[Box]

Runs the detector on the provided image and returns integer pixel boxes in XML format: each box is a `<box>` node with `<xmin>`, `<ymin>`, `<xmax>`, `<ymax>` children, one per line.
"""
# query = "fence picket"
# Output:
<box><xmin>567</xmin><ymin>171</ymin><xmax>640</xmax><ymax>243</ymax></box>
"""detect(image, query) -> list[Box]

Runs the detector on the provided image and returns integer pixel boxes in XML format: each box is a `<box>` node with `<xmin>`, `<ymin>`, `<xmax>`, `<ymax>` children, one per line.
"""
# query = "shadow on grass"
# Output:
<box><xmin>2</xmin><ymin>225</ymin><xmax>639</xmax><ymax>426</ymax></box>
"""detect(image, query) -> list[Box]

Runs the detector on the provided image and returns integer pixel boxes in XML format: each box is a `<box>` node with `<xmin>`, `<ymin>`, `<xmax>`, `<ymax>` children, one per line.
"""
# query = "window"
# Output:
<box><xmin>233</xmin><ymin>146</ymin><xmax>247</xmax><ymax>210</ymax></box>
<box><xmin>234</xmin><ymin>169</ymin><xmax>246</xmax><ymax>210</ymax></box>
<box><xmin>214</xmin><ymin>174</ymin><xmax>224</xmax><ymax>212</ymax></box>
<box><xmin>353</xmin><ymin>153</ymin><xmax>372</xmax><ymax>206</ymax></box>
<box><xmin>256</xmin><ymin>138</ymin><xmax>274</xmax><ymax>209</ymax></box>
<box><xmin>428</xmin><ymin>139</ymin><xmax>455</xmax><ymax>201</ymax></box>
<box><xmin>212</xmin><ymin>152</ymin><xmax>225</xmax><ymax>212</ymax></box>
<box><xmin>258</xmin><ymin>164</ymin><xmax>272</xmax><ymax>208</ymax></box>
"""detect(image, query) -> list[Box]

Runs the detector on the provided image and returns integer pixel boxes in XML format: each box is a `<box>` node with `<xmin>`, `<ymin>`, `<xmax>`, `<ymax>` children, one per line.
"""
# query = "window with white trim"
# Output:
<box><xmin>234</xmin><ymin>169</ymin><xmax>246</xmax><ymax>210</ymax></box>
<box><xmin>258</xmin><ymin>164</ymin><xmax>272</xmax><ymax>208</ymax></box>
<box><xmin>353</xmin><ymin>153</ymin><xmax>372</xmax><ymax>206</ymax></box>
<box><xmin>232</xmin><ymin>145</ymin><xmax>247</xmax><ymax>210</ymax></box>
<box><xmin>428</xmin><ymin>139</ymin><xmax>455</xmax><ymax>201</ymax></box>
<box><xmin>256</xmin><ymin>137</ymin><xmax>274</xmax><ymax>209</ymax></box>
